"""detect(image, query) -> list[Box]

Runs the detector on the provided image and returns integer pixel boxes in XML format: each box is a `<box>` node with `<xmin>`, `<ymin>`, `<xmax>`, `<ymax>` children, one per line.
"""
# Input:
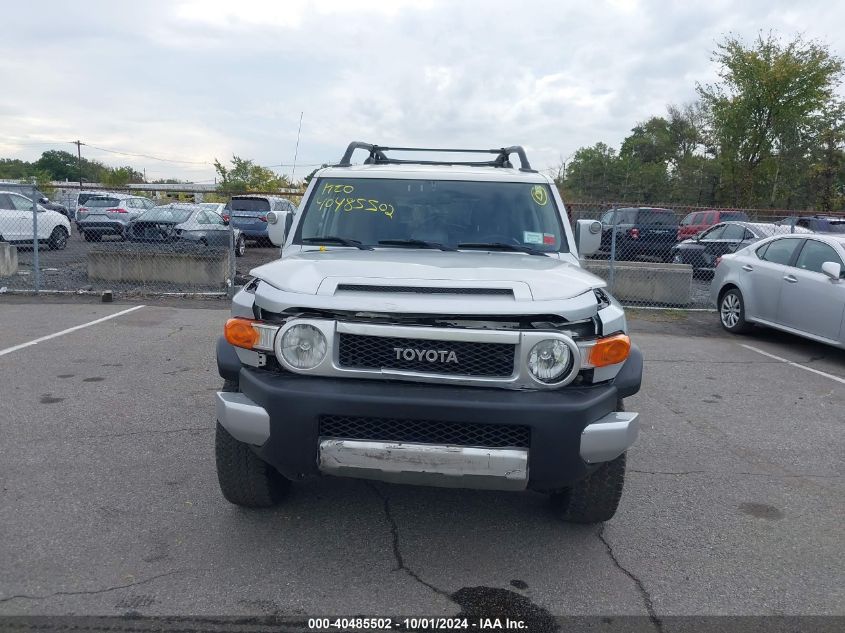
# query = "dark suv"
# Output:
<box><xmin>598</xmin><ymin>207</ymin><xmax>679</xmax><ymax>261</ymax></box>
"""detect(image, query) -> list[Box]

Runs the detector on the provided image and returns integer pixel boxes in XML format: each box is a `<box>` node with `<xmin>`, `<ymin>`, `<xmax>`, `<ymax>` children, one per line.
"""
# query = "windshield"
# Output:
<box><xmin>139</xmin><ymin>207</ymin><xmax>193</xmax><ymax>223</ymax></box>
<box><xmin>296</xmin><ymin>178</ymin><xmax>567</xmax><ymax>252</ymax></box>
<box><xmin>227</xmin><ymin>197</ymin><xmax>271</xmax><ymax>212</ymax></box>
<box><xmin>85</xmin><ymin>197</ymin><xmax>120</xmax><ymax>207</ymax></box>
<box><xmin>721</xmin><ymin>211</ymin><xmax>748</xmax><ymax>221</ymax></box>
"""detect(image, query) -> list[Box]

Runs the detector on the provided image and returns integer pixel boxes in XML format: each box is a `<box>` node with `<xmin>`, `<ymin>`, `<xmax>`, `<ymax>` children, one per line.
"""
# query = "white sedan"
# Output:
<box><xmin>0</xmin><ymin>191</ymin><xmax>71</xmax><ymax>250</ymax></box>
<box><xmin>711</xmin><ymin>233</ymin><xmax>845</xmax><ymax>348</ymax></box>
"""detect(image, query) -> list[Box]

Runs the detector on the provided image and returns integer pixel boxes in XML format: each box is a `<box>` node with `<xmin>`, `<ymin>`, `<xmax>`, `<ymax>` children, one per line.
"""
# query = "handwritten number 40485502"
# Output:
<box><xmin>316</xmin><ymin>197</ymin><xmax>395</xmax><ymax>219</ymax></box>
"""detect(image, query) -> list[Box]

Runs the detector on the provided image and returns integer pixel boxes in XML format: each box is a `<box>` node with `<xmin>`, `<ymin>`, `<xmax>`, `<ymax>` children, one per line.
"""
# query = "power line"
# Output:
<box><xmin>81</xmin><ymin>143</ymin><xmax>211</xmax><ymax>165</ymax></box>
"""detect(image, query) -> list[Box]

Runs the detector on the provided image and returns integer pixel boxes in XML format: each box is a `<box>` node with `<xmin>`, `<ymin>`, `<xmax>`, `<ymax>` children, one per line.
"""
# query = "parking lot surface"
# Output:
<box><xmin>0</xmin><ymin>300</ymin><xmax>842</xmax><ymax>618</ymax></box>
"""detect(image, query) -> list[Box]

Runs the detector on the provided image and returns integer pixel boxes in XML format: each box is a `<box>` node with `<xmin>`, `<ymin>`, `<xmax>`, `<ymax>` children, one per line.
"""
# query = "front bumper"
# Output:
<box><xmin>215</xmin><ymin>344</ymin><xmax>642</xmax><ymax>491</ymax></box>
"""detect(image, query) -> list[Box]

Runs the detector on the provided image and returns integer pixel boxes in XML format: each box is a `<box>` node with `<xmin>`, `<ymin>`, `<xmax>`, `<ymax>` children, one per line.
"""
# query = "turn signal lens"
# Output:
<box><xmin>588</xmin><ymin>334</ymin><xmax>631</xmax><ymax>367</ymax></box>
<box><xmin>225</xmin><ymin>318</ymin><xmax>261</xmax><ymax>350</ymax></box>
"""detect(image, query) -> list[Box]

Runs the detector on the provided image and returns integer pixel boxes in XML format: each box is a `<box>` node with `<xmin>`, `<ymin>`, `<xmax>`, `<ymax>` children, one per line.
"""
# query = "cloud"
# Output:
<box><xmin>1</xmin><ymin>0</ymin><xmax>844</xmax><ymax>181</ymax></box>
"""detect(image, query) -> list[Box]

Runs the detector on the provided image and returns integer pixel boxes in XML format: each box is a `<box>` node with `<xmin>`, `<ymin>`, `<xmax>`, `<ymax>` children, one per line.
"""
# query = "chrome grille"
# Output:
<box><xmin>319</xmin><ymin>415</ymin><xmax>530</xmax><ymax>448</ymax></box>
<box><xmin>337</xmin><ymin>333</ymin><xmax>515</xmax><ymax>376</ymax></box>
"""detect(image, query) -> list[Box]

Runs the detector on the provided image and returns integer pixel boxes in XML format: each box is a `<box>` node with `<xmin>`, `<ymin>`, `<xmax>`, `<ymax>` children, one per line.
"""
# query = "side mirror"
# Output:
<box><xmin>821</xmin><ymin>261</ymin><xmax>842</xmax><ymax>281</ymax></box>
<box><xmin>266</xmin><ymin>210</ymin><xmax>288</xmax><ymax>246</ymax></box>
<box><xmin>222</xmin><ymin>218</ymin><xmax>229</xmax><ymax>226</ymax></box>
<box><xmin>575</xmin><ymin>219</ymin><xmax>602</xmax><ymax>256</ymax></box>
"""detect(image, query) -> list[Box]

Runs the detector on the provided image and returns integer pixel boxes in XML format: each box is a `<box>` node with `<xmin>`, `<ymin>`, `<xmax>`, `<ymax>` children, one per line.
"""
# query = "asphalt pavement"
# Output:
<box><xmin>0</xmin><ymin>300</ymin><xmax>842</xmax><ymax>621</ymax></box>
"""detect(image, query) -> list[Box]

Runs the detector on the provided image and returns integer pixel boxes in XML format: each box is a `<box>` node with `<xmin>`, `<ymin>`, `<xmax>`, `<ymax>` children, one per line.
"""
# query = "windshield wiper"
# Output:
<box><xmin>457</xmin><ymin>242</ymin><xmax>548</xmax><ymax>256</ymax></box>
<box><xmin>378</xmin><ymin>239</ymin><xmax>457</xmax><ymax>252</ymax></box>
<box><xmin>301</xmin><ymin>236</ymin><xmax>373</xmax><ymax>250</ymax></box>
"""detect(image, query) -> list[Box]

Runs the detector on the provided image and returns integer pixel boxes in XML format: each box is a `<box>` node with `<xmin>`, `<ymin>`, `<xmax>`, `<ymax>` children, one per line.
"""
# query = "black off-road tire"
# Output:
<box><xmin>215</xmin><ymin>380</ymin><xmax>289</xmax><ymax>507</ymax></box>
<box><xmin>48</xmin><ymin>226</ymin><xmax>69</xmax><ymax>250</ymax></box>
<box><xmin>552</xmin><ymin>453</ymin><xmax>627</xmax><ymax>524</ymax></box>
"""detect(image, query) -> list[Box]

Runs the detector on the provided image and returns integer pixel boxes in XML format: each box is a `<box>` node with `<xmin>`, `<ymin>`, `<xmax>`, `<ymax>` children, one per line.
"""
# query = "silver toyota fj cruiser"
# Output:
<box><xmin>215</xmin><ymin>143</ymin><xmax>642</xmax><ymax>523</ymax></box>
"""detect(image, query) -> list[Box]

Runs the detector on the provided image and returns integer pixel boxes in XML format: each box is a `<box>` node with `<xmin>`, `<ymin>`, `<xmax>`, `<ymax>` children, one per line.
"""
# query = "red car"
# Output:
<box><xmin>677</xmin><ymin>209</ymin><xmax>749</xmax><ymax>241</ymax></box>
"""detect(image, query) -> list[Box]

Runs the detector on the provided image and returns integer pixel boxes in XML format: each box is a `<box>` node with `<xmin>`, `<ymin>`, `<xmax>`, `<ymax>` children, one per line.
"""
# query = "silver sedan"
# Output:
<box><xmin>711</xmin><ymin>233</ymin><xmax>845</xmax><ymax>348</ymax></box>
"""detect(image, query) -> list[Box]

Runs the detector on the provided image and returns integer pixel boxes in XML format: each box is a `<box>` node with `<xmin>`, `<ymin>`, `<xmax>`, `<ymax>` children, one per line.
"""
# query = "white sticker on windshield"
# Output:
<box><xmin>523</xmin><ymin>231</ymin><xmax>543</xmax><ymax>244</ymax></box>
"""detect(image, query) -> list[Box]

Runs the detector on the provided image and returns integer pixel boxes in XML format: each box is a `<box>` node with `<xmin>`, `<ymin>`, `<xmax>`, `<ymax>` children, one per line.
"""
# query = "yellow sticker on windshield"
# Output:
<box><xmin>531</xmin><ymin>185</ymin><xmax>549</xmax><ymax>206</ymax></box>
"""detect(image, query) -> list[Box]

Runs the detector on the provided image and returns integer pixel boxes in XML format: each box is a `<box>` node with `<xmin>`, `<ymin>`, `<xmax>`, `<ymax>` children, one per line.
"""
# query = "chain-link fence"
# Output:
<box><xmin>2</xmin><ymin>184</ymin><xmax>839</xmax><ymax>310</ymax></box>
<box><xmin>0</xmin><ymin>184</ymin><xmax>302</xmax><ymax>298</ymax></box>
<box><xmin>566</xmin><ymin>202</ymin><xmax>842</xmax><ymax>309</ymax></box>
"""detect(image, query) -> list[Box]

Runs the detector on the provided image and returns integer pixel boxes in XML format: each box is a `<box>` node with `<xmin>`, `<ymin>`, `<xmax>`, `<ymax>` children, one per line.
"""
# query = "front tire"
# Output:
<box><xmin>551</xmin><ymin>453</ymin><xmax>627</xmax><ymax>524</ymax></box>
<box><xmin>215</xmin><ymin>423</ymin><xmax>290</xmax><ymax>508</ymax></box>
<box><xmin>719</xmin><ymin>288</ymin><xmax>753</xmax><ymax>334</ymax></box>
<box><xmin>215</xmin><ymin>380</ymin><xmax>289</xmax><ymax>508</ymax></box>
<box><xmin>48</xmin><ymin>226</ymin><xmax>69</xmax><ymax>250</ymax></box>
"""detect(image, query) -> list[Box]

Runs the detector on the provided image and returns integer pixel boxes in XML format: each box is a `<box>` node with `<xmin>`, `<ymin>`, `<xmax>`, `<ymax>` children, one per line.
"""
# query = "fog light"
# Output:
<box><xmin>280</xmin><ymin>324</ymin><xmax>327</xmax><ymax>369</ymax></box>
<box><xmin>527</xmin><ymin>339</ymin><xmax>571</xmax><ymax>383</ymax></box>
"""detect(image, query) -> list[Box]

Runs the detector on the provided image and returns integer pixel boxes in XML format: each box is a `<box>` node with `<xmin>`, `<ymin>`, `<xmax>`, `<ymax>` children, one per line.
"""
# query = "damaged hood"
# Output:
<box><xmin>249</xmin><ymin>249</ymin><xmax>604</xmax><ymax>302</ymax></box>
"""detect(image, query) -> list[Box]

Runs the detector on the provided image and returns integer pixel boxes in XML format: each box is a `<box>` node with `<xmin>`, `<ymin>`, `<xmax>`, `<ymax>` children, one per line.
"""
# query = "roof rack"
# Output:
<box><xmin>337</xmin><ymin>142</ymin><xmax>536</xmax><ymax>172</ymax></box>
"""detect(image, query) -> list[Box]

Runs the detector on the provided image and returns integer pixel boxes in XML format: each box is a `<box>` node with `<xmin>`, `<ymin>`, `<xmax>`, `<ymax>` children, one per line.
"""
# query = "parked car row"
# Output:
<box><xmin>0</xmin><ymin>192</ymin><xmax>286</xmax><ymax>256</ymax></box>
<box><xmin>670</xmin><ymin>222</ymin><xmax>813</xmax><ymax>275</ymax></box>
<box><xmin>594</xmin><ymin>206</ymin><xmax>845</xmax><ymax>266</ymax></box>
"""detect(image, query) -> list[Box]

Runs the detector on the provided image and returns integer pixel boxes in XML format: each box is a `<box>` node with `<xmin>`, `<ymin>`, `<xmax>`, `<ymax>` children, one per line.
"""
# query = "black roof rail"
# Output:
<box><xmin>336</xmin><ymin>142</ymin><xmax>536</xmax><ymax>172</ymax></box>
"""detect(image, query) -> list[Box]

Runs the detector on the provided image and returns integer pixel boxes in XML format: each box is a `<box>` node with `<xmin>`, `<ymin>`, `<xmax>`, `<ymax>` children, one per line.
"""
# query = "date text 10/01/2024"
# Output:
<box><xmin>307</xmin><ymin>618</ymin><xmax>528</xmax><ymax>630</ymax></box>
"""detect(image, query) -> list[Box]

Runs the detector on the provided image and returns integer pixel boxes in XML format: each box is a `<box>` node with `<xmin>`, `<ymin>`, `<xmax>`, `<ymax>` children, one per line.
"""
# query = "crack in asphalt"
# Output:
<box><xmin>645</xmin><ymin>359</ymin><xmax>782</xmax><ymax>364</ymax></box>
<box><xmin>366</xmin><ymin>482</ymin><xmax>455</xmax><ymax>602</ymax></box>
<box><xmin>630</xmin><ymin>469</ymin><xmax>841</xmax><ymax>479</ymax></box>
<box><xmin>597</xmin><ymin>526</ymin><xmax>663</xmax><ymax>633</ymax></box>
<box><xmin>0</xmin><ymin>569</ymin><xmax>191</xmax><ymax>604</ymax></box>
<box><xmin>22</xmin><ymin>427</ymin><xmax>212</xmax><ymax>444</ymax></box>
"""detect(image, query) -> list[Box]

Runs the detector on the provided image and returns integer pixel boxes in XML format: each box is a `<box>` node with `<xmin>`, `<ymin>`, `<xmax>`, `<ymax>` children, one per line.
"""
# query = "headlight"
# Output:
<box><xmin>280</xmin><ymin>324</ymin><xmax>327</xmax><ymax>369</ymax></box>
<box><xmin>527</xmin><ymin>339</ymin><xmax>572</xmax><ymax>383</ymax></box>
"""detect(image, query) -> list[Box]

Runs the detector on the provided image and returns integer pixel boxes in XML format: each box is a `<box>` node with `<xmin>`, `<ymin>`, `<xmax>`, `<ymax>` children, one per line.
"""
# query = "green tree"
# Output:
<box><xmin>214</xmin><ymin>156</ymin><xmax>290</xmax><ymax>193</ymax></box>
<box><xmin>0</xmin><ymin>158</ymin><xmax>35</xmax><ymax>180</ymax></box>
<box><xmin>563</xmin><ymin>143</ymin><xmax>623</xmax><ymax>201</ymax></box>
<box><xmin>101</xmin><ymin>166</ymin><xmax>144</xmax><ymax>187</ymax></box>
<box><xmin>620</xmin><ymin>117</ymin><xmax>675</xmax><ymax>164</ymax></box>
<box><xmin>33</xmin><ymin>149</ymin><xmax>109</xmax><ymax>183</ymax></box>
<box><xmin>697</xmin><ymin>33</ymin><xmax>844</xmax><ymax>206</ymax></box>
<box><xmin>808</xmin><ymin>102</ymin><xmax>845</xmax><ymax>212</ymax></box>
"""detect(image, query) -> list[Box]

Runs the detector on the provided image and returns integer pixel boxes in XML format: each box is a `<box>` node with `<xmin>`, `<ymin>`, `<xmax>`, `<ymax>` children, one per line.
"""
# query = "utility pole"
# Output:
<box><xmin>290</xmin><ymin>111</ymin><xmax>303</xmax><ymax>186</ymax></box>
<box><xmin>73</xmin><ymin>140</ymin><xmax>83</xmax><ymax>189</ymax></box>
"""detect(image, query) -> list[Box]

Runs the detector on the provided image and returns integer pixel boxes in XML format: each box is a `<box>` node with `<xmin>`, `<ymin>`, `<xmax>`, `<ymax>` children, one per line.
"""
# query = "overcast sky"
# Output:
<box><xmin>2</xmin><ymin>0</ymin><xmax>844</xmax><ymax>182</ymax></box>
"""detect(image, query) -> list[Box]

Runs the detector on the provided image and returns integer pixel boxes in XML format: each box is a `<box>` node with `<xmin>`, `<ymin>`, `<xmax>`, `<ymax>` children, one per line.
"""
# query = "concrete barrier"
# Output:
<box><xmin>0</xmin><ymin>242</ymin><xmax>18</xmax><ymax>278</ymax></box>
<box><xmin>580</xmin><ymin>259</ymin><xmax>693</xmax><ymax>306</ymax></box>
<box><xmin>88</xmin><ymin>245</ymin><xmax>229</xmax><ymax>287</ymax></box>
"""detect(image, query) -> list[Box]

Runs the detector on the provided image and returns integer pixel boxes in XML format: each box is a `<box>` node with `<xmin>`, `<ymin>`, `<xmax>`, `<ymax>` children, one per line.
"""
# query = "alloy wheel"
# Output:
<box><xmin>721</xmin><ymin>293</ymin><xmax>741</xmax><ymax>328</ymax></box>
